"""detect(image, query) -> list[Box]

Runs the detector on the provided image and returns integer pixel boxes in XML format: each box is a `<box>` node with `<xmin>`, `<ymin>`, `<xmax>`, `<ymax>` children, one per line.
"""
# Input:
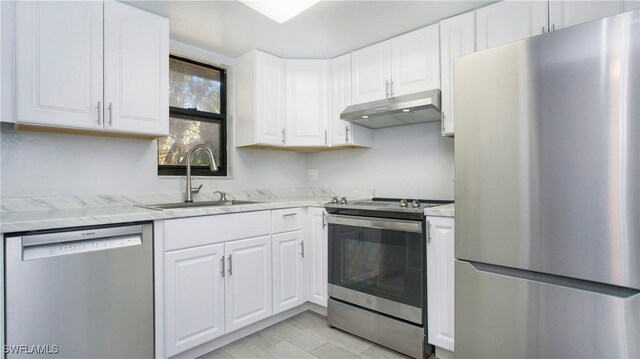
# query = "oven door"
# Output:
<box><xmin>327</xmin><ymin>214</ymin><xmax>424</xmax><ymax>325</ymax></box>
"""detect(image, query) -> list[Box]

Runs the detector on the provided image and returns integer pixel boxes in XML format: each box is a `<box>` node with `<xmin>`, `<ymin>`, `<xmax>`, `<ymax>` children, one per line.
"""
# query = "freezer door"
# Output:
<box><xmin>455</xmin><ymin>260</ymin><xmax>640</xmax><ymax>359</ymax></box>
<box><xmin>454</xmin><ymin>10</ymin><xmax>640</xmax><ymax>288</ymax></box>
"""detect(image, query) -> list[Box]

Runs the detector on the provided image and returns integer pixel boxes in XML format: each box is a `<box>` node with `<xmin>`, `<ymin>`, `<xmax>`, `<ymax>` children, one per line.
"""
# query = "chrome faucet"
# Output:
<box><xmin>185</xmin><ymin>144</ymin><xmax>217</xmax><ymax>202</ymax></box>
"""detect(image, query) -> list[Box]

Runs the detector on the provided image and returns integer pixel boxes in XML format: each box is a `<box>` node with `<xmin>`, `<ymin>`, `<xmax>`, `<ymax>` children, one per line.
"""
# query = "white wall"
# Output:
<box><xmin>306</xmin><ymin>122</ymin><xmax>455</xmax><ymax>200</ymax></box>
<box><xmin>0</xmin><ymin>123</ymin><xmax>307</xmax><ymax>197</ymax></box>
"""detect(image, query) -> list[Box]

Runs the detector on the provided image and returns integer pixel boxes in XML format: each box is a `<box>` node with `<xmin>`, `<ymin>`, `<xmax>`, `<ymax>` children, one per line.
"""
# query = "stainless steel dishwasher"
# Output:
<box><xmin>5</xmin><ymin>223</ymin><xmax>154</xmax><ymax>358</ymax></box>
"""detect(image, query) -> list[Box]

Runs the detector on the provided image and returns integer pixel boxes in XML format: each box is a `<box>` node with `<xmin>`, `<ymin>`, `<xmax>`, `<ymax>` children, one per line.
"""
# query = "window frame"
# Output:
<box><xmin>158</xmin><ymin>54</ymin><xmax>228</xmax><ymax>177</ymax></box>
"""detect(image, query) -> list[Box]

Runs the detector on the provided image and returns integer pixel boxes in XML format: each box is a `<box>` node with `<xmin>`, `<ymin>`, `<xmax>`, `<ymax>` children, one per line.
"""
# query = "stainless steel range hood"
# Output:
<box><xmin>340</xmin><ymin>90</ymin><xmax>441</xmax><ymax>129</ymax></box>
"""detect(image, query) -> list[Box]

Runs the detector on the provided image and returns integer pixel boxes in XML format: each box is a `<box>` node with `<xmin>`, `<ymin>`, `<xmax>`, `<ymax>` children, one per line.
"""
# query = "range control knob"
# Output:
<box><xmin>400</xmin><ymin>199</ymin><xmax>408</xmax><ymax>208</ymax></box>
<box><xmin>331</xmin><ymin>196</ymin><xmax>339</xmax><ymax>204</ymax></box>
<box><xmin>339</xmin><ymin>197</ymin><xmax>348</xmax><ymax>205</ymax></box>
<box><xmin>411</xmin><ymin>200</ymin><xmax>421</xmax><ymax>208</ymax></box>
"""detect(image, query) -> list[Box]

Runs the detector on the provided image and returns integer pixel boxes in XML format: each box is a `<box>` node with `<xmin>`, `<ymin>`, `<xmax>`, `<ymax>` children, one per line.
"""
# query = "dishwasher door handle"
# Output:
<box><xmin>21</xmin><ymin>225</ymin><xmax>144</xmax><ymax>247</ymax></box>
<box><xmin>22</xmin><ymin>234</ymin><xmax>143</xmax><ymax>261</ymax></box>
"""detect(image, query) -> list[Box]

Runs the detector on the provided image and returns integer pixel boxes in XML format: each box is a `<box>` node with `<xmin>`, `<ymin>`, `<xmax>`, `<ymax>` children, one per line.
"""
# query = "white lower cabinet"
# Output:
<box><xmin>307</xmin><ymin>207</ymin><xmax>328</xmax><ymax>307</ymax></box>
<box><xmin>225</xmin><ymin>235</ymin><xmax>273</xmax><ymax>333</ymax></box>
<box><xmin>165</xmin><ymin>244</ymin><xmax>226</xmax><ymax>358</ymax></box>
<box><xmin>163</xmin><ymin>208</ymin><xmax>330</xmax><ymax>357</ymax></box>
<box><xmin>272</xmin><ymin>231</ymin><xmax>305</xmax><ymax>314</ymax></box>
<box><xmin>426</xmin><ymin>216</ymin><xmax>455</xmax><ymax>353</ymax></box>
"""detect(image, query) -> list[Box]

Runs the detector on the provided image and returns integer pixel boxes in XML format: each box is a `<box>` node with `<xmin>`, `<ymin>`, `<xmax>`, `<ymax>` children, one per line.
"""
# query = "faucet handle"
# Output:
<box><xmin>191</xmin><ymin>184</ymin><xmax>203</xmax><ymax>194</ymax></box>
<box><xmin>213</xmin><ymin>191</ymin><xmax>227</xmax><ymax>201</ymax></box>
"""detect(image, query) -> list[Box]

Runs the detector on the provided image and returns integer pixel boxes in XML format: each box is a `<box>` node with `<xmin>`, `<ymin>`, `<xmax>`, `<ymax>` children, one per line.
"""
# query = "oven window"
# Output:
<box><xmin>329</xmin><ymin>224</ymin><xmax>424</xmax><ymax>308</ymax></box>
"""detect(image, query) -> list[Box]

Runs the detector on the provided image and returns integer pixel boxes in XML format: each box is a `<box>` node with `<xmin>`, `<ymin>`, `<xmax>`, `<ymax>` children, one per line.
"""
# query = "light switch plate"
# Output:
<box><xmin>309</xmin><ymin>169</ymin><xmax>319</xmax><ymax>181</ymax></box>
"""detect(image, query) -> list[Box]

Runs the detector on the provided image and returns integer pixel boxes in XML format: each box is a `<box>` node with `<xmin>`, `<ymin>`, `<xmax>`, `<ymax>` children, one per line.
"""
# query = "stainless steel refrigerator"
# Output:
<box><xmin>454</xmin><ymin>10</ymin><xmax>639</xmax><ymax>359</ymax></box>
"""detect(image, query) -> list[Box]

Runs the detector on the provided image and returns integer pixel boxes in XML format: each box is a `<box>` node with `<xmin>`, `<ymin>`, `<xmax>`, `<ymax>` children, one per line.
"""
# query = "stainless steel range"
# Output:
<box><xmin>325</xmin><ymin>197</ymin><xmax>452</xmax><ymax>359</ymax></box>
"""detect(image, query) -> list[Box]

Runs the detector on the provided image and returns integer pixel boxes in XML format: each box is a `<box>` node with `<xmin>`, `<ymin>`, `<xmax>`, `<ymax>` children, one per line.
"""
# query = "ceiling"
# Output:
<box><xmin>124</xmin><ymin>0</ymin><xmax>492</xmax><ymax>59</ymax></box>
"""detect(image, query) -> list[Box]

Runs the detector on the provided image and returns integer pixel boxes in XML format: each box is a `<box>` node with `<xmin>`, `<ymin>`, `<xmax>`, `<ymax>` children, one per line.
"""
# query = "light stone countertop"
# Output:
<box><xmin>0</xmin><ymin>199</ymin><xmax>328</xmax><ymax>233</ymax></box>
<box><xmin>424</xmin><ymin>203</ymin><xmax>455</xmax><ymax>217</ymax></box>
<box><xmin>0</xmin><ymin>188</ymin><xmax>373</xmax><ymax>233</ymax></box>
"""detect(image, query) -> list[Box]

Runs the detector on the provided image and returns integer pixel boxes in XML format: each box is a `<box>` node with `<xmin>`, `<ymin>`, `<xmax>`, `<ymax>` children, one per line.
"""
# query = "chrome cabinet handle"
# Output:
<box><xmin>390</xmin><ymin>80</ymin><xmax>394</xmax><ymax>97</ymax></box>
<box><xmin>542</xmin><ymin>26</ymin><xmax>546</xmax><ymax>34</ymax></box>
<box><xmin>228</xmin><ymin>255</ymin><xmax>232</xmax><ymax>275</ymax></box>
<box><xmin>97</xmin><ymin>101</ymin><xmax>102</xmax><ymax>125</ymax></box>
<box><xmin>300</xmin><ymin>241</ymin><xmax>305</xmax><ymax>257</ymax></box>
<box><xmin>324</xmin><ymin>129</ymin><xmax>328</xmax><ymax>145</ymax></box>
<box><xmin>220</xmin><ymin>256</ymin><xmax>225</xmax><ymax>277</ymax></box>
<box><xmin>322</xmin><ymin>212</ymin><xmax>326</xmax><ymax>228</ymax></box>
<box><xmin>108</xmin><ymin>102</ymin><xmax>113</xmax><ymax>126</ymax></box>
<box><xmin>385</xmin><ymin>80</ymin><xmax>390</xmax><ymax>98</ymax></box>
<box><xmin>282</xmin><ymin>128</ymin><xmax>286</xmax><ymax>145</ymax></box>
<box><xmin>283</xmin><ymin>212</ymin><xmax>297</xmax><ymax>217</ymax></box>
<box><xmin>551</xmin><ymin>23</ymin><xmax>556</xmax><ymax>31</ymax></box>
<box><xmin>345</xmin><ymin>126</ymin><xmax>349</xmax><ymax>143</ymax></box>
<box><xmin>441</xmin><ymin>113</ymin><xmax>445</xmax><ymax>135</ymax></box>
<box><xmin>427</xmin><ymin>220</ymin><xmax>431</xmax><ymax>243</ymax></box>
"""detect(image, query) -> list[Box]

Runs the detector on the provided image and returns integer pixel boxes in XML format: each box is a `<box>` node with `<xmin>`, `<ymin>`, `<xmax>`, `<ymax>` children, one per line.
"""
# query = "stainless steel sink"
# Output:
<box><xmin>136</xmin><ymin>200</ymin><xmax>260</xmax><ymax>210</ymax></box>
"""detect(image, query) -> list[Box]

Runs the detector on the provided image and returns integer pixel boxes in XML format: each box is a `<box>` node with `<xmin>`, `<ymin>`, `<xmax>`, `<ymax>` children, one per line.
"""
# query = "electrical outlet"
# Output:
<box><xmin>309</xmin><ymin>169</ymin><xmax>319</xmax><ymax>181</ymax></box>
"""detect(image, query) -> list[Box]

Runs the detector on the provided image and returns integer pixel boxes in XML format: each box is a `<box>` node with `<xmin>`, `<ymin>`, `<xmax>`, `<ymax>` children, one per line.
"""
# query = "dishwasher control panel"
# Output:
<box><xmin>22</xmin><ymin>235</ymin><xmax>142</xmax><ymax>261</ymax></box>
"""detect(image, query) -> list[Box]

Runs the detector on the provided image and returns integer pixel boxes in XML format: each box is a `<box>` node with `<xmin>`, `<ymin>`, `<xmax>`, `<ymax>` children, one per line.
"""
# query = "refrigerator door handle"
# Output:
<box><xmin>468</xmin><ymin>261</ymin><xmax>640</xmax><ymax>298</ymax></box>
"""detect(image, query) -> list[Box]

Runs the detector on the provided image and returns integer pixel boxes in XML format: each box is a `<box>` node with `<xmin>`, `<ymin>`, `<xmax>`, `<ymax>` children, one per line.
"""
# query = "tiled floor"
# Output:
<box><xmin>199</xmin><ymin>311</ymin><xmax>411</xmax><ymax>359</ymax></box>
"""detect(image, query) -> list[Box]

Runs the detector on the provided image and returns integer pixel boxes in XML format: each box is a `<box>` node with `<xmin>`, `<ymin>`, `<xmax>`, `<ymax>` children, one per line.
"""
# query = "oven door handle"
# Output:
<box><xmin>326</xmin><ymin>215</ymin><xmax>422</xmax><ymax>233</ymax></box>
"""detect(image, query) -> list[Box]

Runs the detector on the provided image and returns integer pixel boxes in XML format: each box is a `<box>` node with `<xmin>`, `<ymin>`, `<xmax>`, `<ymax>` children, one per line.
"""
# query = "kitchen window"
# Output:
<box><xmin>158</xmin><ymin>55</ymin><xmax>227</xmax><ymax>176</ymax></box>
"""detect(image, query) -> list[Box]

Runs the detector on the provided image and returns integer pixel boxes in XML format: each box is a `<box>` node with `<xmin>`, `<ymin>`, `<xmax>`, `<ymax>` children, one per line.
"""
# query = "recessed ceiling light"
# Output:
<box><xmin>238</xmin><ymin>0</ymin><xmax>322</xmax><ymax>24</ymax></box>
<box><xmin>362</xmin><ymin>115</ymin><xmax>369</xmax><ymax>119</ymax></box>
<box><xmin>402</xmin><ymin>109</ymin><xmax>411</xmax><ymax>112</ymax></box>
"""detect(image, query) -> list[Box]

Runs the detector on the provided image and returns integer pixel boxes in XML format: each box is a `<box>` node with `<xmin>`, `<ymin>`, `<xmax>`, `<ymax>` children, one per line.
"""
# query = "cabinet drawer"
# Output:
<box><xmin>272</xmin><ymin>208</ymin><xmax>303</xmax><ymax>234</ymax></box>
<box><xmin>164</xmin><ymin>211</ymin><xmax>271</xmax><ymax>251</ymax></box>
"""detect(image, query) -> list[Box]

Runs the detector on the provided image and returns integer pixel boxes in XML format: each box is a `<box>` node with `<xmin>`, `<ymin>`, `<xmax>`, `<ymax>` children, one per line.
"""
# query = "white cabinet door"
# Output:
<box><xmin>307</xmin><ymin>208</ymin><xmax>328</xmax><ymax>307</ymax></box>
<box><xmin>15</xmin><ymin>1</ymin><xmax>103</xmax><ymax>129</ymax></box>
<box><xmin>330</xmin><ymin>54</ymin><xmax>352</xmax><ymax>147</ymax></box>
<box><xmin>476</xmin><ymin>1</ymin><xmax>548</xmax><ymax>51</ymax></box>
<box><xmin>427</xmin><ymin>216</ymin><xmax>455</xmax><ymax>352</ymax></box>
<box><xmin>351</xmin><ymin>41</ymin><xmax>391</xmax><ymax>104</ymax></box>
<box><xmin>440</xmin><ymin>12</ymin><xmax>475</xmax><ymax>136</ymax></box>
<box><xmin>225</xmin><ymin>235</ymin><xmax>273</xmax><ymax>333</ymax></box>
<box><xmin>165</xmin><ymin>244</ymin><xmax>226</xmax><ymax>357</ymax></box>
<box><xmin>272</xmin><ymin>231</ymin><xmax>305</xmax><ymax>314</ymax></box>
<box><xmin>104</xmin><ymin>1</ymin><xmax>169</xmax><ymax>136</ymax></box>
<box><xmin>549</xmin><ymin>1</ymin><xmax>623</xmax><ymax>30</ymax></box>
<box><xmin>285</xmin><ymin>59</ymin><xmax>330</xmax><ymax>147</ymax></box>
<box><xmin>256</xmin><ymin>51</ymin><xmax>286</xmax><ymax>146</ymax></box>
<box><xmin>390</xmin><ymin>24</ymin><xmax>440</xmax><ymax>97</ymax></box>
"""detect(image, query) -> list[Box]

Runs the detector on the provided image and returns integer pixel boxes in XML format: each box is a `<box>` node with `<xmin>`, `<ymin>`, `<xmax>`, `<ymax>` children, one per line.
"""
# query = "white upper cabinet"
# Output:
<box><xmin>476</xmin><ymin>0</ymin><xmax>629</xmax><ymax>50</ymax></box>
<box><xmin>272</xmin><ymin>231</ymin><xmax>305</xmax><ymax>314</ymax></box>
<box><xmin>549</xmin><ymin>1</ymin><xmax>624</xmax><ymax>30</ymax></box>
<box><xmin>427</xmin><ymin>216</ymin><xmax>455</xmax><ymax>353</ymax></box>
<box><xmin>15</xmin><ymin>1</ymin><xmax>103</xmax><ymax>129</ymax></box>
<box><xmin>390</xmin><ymin>24</ymin><xmax>440</xmax><ymax>97</ymax></box>
<box><xmin>104</xmin><ymin>1</ymin><xmax>169</xmax><ymax>136</ymax></box>
<box><xmin>285</xmin><ymin>59</ymin><xmax>330</xmax><ymax>147</ymax></box>
<box><xmin>351</xmin><ymin>41</ymin><xmax>392</xmax><ymax>104</ymax></box>
<box><xmin>351</xmin><ymin>24</ymin><xmax>440</xmax><ymax>105</ymax></box>
<box><xmin>14</xmin><ymin>1</ymin><xmax>168</xmax><ymax>136</ymax></box>
<box><xmin>165</xmin><ymin>244</ymin><xmax>226</xmax><ymax>358</ymax></box>
<box><xmin>224</xmin><ymin>235</ymin><xmax>273</xmax><ymax>333</ymax></box>
<box><xmin>236</xmin><ymin>50</ymin><xmax>286</xmax><ymax>147</ymax></box>
<box><xmin>476</xmin><ymin>1</ymin><xmax>548</xmax><ymax>51</ymax></box>
<box><xmin>329</xmin><ymin>54</ymin><xmax>372</xmax><ymax>148</ymax></box>
<box><xmin>440</xmin><ymin>12</ymin><xmax>475</xmax><ymax>136</ymax></box>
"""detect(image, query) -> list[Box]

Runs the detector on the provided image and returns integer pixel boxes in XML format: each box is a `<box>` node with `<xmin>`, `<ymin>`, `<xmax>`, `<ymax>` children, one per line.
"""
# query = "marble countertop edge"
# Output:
<box><xmin>0</xmin><ymin>200</ymin><xmax>329</xmax><ymax>233</ymax></box>
<box><xmin>423</xmin><ymin>203</ymin><xmax>455</xmax><ymax>217</ymax></box>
